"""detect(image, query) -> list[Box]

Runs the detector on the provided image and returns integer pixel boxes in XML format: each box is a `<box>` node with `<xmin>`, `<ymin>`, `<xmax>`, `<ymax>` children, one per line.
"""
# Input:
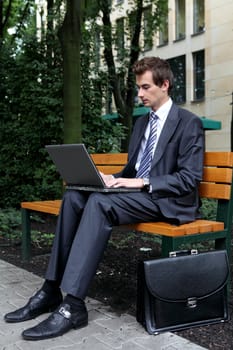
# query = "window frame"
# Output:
<box><xmin>175</xmin><ymin>0</ymin><xmax>186</xmax><ymax>41</ymax></box>
<box><xmin>167</xmin><ymin>55</ymin><xmax>186</xmax><ymax>104</ymax></box>
<box><xmin>143</xmin><ymin>6</ymin><xmax>153</xmax><ymax>51</ymax></box>
<box><xmin>158</xmin><ymin>0</ymin><xmax>169</xmax><ymax>46</ymax></box>
<box><xmin>193</xmin><ymin>50</ymin><xmax>205</xmax><ymax>101</ymax></box>
<box><xmin>193</xmin><ymin>0</ymin><xmax>205</xmax><ymax>34</ymax></box>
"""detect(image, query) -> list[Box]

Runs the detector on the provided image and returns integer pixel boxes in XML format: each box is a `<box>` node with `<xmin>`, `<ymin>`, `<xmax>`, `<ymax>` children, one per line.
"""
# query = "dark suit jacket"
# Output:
<box><xmin>115</xmin><ymin>103</ymin><xmax>205</xmax><ymax>224</ymax></box>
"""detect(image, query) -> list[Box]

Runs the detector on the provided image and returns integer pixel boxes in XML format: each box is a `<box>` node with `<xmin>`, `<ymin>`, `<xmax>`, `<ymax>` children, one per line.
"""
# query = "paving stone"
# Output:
<box><xmin>0</xmin><ymin>259</ymin><xmax>207</xmax><ymax>350</ymax></box>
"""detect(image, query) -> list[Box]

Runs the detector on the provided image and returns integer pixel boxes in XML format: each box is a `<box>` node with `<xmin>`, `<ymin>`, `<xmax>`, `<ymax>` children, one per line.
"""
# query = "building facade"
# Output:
<box><xmin>111</xmin><ymin>0</ymin><xmax>233</xmax><ymax>151</ymax></box>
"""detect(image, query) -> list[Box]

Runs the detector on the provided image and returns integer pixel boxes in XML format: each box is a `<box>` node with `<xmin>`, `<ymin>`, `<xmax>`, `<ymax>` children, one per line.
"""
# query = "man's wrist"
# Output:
<box><xmin>142</xmin><ymin>178</ymin><xmax>150</xmax><ymax>191</ymax></box>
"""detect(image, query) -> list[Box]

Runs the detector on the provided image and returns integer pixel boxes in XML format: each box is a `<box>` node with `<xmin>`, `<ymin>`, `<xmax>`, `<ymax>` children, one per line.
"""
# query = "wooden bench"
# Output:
<box><xmin>21</xmin><ymin>152</ymin><xmax>233</xmax><ymax>264</ymax></box>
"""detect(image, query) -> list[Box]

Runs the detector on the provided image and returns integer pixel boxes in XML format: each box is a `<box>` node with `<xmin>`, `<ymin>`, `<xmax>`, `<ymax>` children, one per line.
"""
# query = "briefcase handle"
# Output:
<box><xmin>169</xmin><ymin>249</ymin><xmax>198</xmax><ymax>258</ymax></box>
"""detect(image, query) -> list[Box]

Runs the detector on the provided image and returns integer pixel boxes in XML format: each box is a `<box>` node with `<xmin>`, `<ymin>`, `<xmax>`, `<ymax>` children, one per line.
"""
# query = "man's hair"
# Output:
<box><xmin>132</xmin><ymin>56</ymin><xmax>174</xmax><ymax>95</ymax></box>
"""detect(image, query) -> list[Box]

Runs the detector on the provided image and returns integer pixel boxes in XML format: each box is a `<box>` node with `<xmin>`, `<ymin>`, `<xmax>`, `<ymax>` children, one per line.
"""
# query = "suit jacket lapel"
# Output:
<box><xmin>123</xmin><ymin>113</ymin><xmax>149</xmax><ymax>176</ymax></box>
<box><xmin>129</xmin><ymin>113</ymin><xmax>150</xmax><ymax>163</ymax></box>
<box><xmin>152</xmin><ymin>103</ymin><xmax>181</xmax><ymax>166</ymax></box>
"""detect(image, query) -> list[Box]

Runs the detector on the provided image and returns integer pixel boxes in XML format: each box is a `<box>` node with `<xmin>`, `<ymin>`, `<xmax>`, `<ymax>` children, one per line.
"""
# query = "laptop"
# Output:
<box><xmin>45</xmin><ymin>144</ymin><xmax>141</xmax><ymax>193</ymax></box>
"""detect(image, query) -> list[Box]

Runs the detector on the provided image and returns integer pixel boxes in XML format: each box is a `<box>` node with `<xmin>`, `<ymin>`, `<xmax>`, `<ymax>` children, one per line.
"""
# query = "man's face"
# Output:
<box><xmin>136</xmin><ymin>70</ymin><xmax>169</xmax><ymax>111</ymax></box>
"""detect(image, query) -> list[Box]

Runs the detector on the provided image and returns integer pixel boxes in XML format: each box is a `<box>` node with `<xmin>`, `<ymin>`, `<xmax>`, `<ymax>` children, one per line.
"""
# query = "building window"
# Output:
<box><xmin>128</xmin><ymin>11</ymin><xmax>137</xmax><ymax>42</ymax></box>
<box><xmin>144</xmin><ymin>6</ymin><xmax>153</xmax><ymax>51</ymax></box>
<box><xmin>158</xmin><ymin>18</ymin><xmax>168</xmax><ymax>46</ymax></box>
<box><xmin>175</xmin><ymin>0</ymin><xmax>185</xmax><ymax>40</ymax></box>
<box><xmin>116</xmin><ymin>18</ymin><xmax>124</xmax><ymax>60</ymax></box>
<box><xmin>168</xmin><ymin>55</ymin><xmax>186</xmax><ymax>104</ymax></box>
<box><xmin>193</xmin><ymin>50</ymin><xmax>205</xmax><ymax>100</ymax></box>
<box><xmin>193</xmin><ymin>0</ymin><xmax>205</xmax><ymax>33</ymax></box>
<box><xmin>158</xmin><ymin>0</ymin><xmax>168</xmax><ymax>46</ymax></box>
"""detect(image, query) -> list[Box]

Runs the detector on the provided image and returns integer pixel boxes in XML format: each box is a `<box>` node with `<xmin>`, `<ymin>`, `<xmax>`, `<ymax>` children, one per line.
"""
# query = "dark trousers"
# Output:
<box><xmin>45</xmin><ymin>189</ymin><xmax>161</xmax><ymax>299</ymax></box>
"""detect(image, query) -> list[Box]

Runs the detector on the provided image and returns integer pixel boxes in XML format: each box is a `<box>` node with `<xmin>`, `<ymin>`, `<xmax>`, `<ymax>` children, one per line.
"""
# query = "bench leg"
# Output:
<box><xmin>21</xmin><ymin>208</ymin><xmax>31</xmax><ymax>261</ymax></box>
<box><xmin>215</xmin><ymin>237</ymin><xmax>231</xmax><ymax>264</ymax></box>
<box><xmin>161</xmin><ymin>236</ymin><xmax>177</xmax><ymax>257</ymax></box>
<box><xmin>161</xmin><ymin>236</ymin><xmax>186</xmax><ymax>257</ymax></box>
<box><xmin>215</xmin><ymin>237</ymin><xmax>232</xmax><ymax>296</ymax></box>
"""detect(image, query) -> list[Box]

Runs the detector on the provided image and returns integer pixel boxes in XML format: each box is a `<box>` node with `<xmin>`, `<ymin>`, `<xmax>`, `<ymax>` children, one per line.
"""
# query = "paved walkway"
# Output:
<box><xmin>0</xmin><ymin>259</ymin><xmax>207</xmax><ymax>350</ymax></box>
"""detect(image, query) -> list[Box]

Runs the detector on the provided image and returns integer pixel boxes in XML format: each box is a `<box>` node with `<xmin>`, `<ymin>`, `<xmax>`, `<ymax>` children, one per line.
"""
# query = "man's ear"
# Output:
<box><xmin>162</xmin><ymin>79</ymin><xmax>169</xmax><ymax>92</ymax></box>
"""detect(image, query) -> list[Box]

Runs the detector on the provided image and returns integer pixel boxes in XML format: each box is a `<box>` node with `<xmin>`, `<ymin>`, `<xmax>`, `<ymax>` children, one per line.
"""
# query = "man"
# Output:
<box><xmin>4</xmin><ymin>56</ymin><xmax>204</xmax><ymax>340</ymax></box>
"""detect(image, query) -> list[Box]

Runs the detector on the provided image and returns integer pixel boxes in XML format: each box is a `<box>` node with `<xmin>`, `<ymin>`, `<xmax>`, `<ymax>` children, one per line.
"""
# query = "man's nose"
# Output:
<box><xmin>137</xmin><ymin>87</ymin><xmax>143</xmax><ymax>97</ymax></box>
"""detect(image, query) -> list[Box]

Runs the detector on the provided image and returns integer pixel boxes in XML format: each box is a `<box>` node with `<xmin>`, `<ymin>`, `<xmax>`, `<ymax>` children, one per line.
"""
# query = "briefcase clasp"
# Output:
<box><xmin>187</xmin><ymin>297</ymin><xmax>197</xmax><ymax>308</ymax></box>
<box><xmin>169</xmin><ymin>249</ymin><xmax>198</xmax><ymax>258</ymax></box>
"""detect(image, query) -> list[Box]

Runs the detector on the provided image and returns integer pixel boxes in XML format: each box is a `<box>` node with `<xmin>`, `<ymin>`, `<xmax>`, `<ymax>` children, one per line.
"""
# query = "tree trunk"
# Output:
<box><xmin>0</xmin><ymin>0</ymin><xmax>13</xmax><ymax>42</ymax></box>
<box><xmin>101</xmin><ymin>0</ymin><xmax>143</xmax><ymax>151</ymax></box>
<box><xmin>58</xmin><ymin>0</ymin><xmax>83</xmax><ymax>143</ymax></box>
<box><xmin>46</xmin><ymin>0</ymin><xmax>54</xmax><ymax>64</ymax></box>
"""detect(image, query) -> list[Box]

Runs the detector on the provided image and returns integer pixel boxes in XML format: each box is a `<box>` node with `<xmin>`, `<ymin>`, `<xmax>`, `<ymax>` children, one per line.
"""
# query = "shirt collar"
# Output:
<box><xmin>151</xmin><ymin>98</ymin><xmax>172</xmax><ymax>121</ymax></box>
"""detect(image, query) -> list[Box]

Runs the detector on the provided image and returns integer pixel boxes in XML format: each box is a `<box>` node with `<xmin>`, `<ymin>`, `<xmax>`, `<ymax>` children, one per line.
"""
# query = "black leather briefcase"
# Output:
<box><xmin>136</xmin><ymin>249</ymin><xmax>229</xmax><ymax>334</ymax></box>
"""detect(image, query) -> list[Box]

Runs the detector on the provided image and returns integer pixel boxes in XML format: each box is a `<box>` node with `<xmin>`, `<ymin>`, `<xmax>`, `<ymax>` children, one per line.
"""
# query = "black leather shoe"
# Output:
<box><xmin>22</xmin><ymin>303</ymin><xmax>88</xmax><ymax>340</ymax></box>
<box><xmin>4</xmin><ymin>289</ymin><xmax>63</xmax><ymax>323</ymax></box>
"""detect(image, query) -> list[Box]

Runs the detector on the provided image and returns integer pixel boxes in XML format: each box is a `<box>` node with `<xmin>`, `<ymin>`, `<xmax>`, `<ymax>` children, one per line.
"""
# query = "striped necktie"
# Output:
<box><xmin>136</xmin><ymin>112</ymin><xmax>158</xmax><ymax>178</ymax></box>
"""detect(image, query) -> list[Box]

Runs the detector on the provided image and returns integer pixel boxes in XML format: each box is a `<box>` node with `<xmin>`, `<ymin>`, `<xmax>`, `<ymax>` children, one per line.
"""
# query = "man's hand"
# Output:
<box><xmin>100</xmin><ymin>172</ymin><xmax>144</xmax><ymax>188</ymax></box>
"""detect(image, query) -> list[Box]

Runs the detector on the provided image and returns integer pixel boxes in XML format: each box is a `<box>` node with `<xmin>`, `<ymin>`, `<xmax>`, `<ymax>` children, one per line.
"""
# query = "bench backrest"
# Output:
<box><xmin>91</xmin><ymin>152</ymin><xmax>233</xmax><ymax>226</ymax></box>
<box><xmin>200</xmin><ymin>152</ymin><xmax>233</xmax><ymax>227</ymax></box>
<box><xmin>200</xmin><ymin>152</ymin><xmax>233</xmax><ymax>200</ymax></box>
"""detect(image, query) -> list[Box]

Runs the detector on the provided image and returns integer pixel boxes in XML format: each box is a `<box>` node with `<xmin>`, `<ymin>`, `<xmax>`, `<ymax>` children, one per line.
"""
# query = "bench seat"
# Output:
<box><xmin>21</xmin><ymin>151</ymin><xmax>233</xmax><ymax>260</ymax></box>
<box><xmin>21</xmin><ymin>199</ymin><xmax>224</xmax><ymax>236</ymax></box>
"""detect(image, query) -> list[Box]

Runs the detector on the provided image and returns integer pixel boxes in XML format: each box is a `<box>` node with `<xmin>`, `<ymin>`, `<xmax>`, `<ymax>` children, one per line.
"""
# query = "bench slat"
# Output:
<box><xmin>129</xmin><ymin>222</ymin><xmax>186</xmax><ymax>235</ymax></box>
<box><xmin>204</xmin><ymin>152</ymin><xmax>233</xmax><ymax>167</ymax></box>
<box><xmin>95</xmin><ymin>165</ymin><xmax>124</xmax><ymax>174</ymax></box>
<box><xmin>21</xmin><ymin>200</ymin><xmax>61</xmax><ymax>215</ymax></box>
<box><xmin>199</xmin><ymin>183</ymin><xmax>231</xmax><ymax>199</ymax></box>
<box><xmin>92</xmin><ymin>152</ymin><xmax>233</xmax><ymax>167</ymax></box>
<box><xmin>130</xmin><ymin>219</ymin><xmax>224</xmax><ymax>237</ymax></box>
<box><xmin>202</xmin><ymin>168</ymin><xmax>232</xmax><ymax>183</ymax></box>
<box><xmin>91</xmin><ymin>153</ymin><xmax>128</xmax><ymax>165</ymax></box>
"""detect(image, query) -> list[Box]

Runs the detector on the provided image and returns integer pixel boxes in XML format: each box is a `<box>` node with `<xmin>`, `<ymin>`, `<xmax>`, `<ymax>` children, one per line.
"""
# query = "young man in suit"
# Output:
<box><xmin>4</xmin><ymin>56</ymin><xmax>204</xmax><ymax>340</ymax></box>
